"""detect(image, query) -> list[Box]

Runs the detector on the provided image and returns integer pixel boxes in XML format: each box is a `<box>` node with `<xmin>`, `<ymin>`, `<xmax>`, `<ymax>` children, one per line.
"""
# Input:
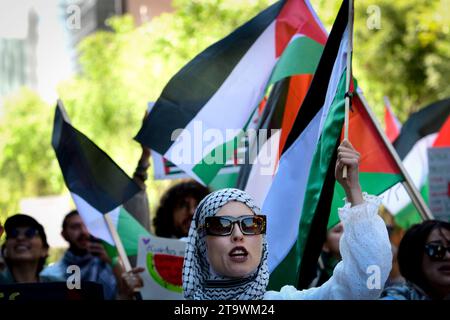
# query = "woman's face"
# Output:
<box><xmin>206</xmin><ymin>201</ymin><xmax>263</xmax><ymax>278</ymax></box>
<box><xmin>4</xmin><ymin>226</ymin><xmax>48</xmax><ymax>264</ymax></box>
<box><xmin>422</xmin><ymin>227</ymin><xmax>450</xmax><ymax>297</ymax></box>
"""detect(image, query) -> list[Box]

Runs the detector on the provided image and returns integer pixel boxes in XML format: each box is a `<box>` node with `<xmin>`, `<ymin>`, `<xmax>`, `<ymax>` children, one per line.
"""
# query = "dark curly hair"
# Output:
<box><xmin>153</xmin><ymin>180</ymin><xmax>210</xmax><ymax>238</ymax></box>
<box><xmin>398</xmin><ymin>220</ymin><xmax>450</xmax><ymax>294</ymax></box>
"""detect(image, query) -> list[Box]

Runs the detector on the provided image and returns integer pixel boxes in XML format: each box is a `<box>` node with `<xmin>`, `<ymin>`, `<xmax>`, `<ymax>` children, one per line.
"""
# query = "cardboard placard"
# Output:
<box><xmin>428</xmin><ymin>147</ymin><xmax>450</xmax><ymax>221</ymax></box>
<box><xmin>137</xmin><ymin>234</ymin><xmax>186</xmax><ymax>300</ymax></box>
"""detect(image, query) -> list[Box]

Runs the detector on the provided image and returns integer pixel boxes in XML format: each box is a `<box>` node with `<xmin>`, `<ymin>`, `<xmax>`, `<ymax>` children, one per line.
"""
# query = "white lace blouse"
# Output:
<box><xmin>264</xmin><ymin>193</ymin><xmax>392</xmax><ymax>300</ymax></box>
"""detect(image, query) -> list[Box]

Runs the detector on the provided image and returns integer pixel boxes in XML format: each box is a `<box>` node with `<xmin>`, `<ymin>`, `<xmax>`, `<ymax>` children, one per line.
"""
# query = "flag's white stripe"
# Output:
<box><xmin>264</xmin><ymin>110</ymin><xmax>323</xmax><ymax>272</ymax></box>
<box><xmin>264</xmin><ymin>28</ymin><xmax>349</xmax><ymax>272</ymax></box>
<box><xmin>244</xmin><ymin>131</ymin><xmax>281</xmax><ymax>208</ymax></box>
<box><xmin>318</xmin><ymin>27</ymin><xmax>348</xmax><ymax>134</ymax></box>
<box><xmin>71</xmin><ymin>193</ymin><xmax>121</xmax><ymax>245</ymax></box>
<box><xmin>382</xmin><ymin>133</ymin><xmax>437</xmax><ymax>214</ymax></box>
<box><xmin>164</xmin><ymin>22</ymin><xmax>277</xmax><ymax>179</ymax></box>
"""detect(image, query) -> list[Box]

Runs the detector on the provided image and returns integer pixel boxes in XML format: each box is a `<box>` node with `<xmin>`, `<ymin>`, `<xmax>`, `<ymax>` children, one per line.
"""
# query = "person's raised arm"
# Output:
<box><xmin>265</xmin><ymin>140</ymin><xmax>392</xmax><ymax>300</ymax></box>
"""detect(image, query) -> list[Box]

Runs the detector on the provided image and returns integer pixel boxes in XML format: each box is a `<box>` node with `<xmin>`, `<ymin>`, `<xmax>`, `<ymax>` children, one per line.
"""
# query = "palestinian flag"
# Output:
<box><xmin>233</xmin><ymin>0</ymin><xmax>403</xmax><ymax>290</ymax></box>
<box><xmin>135</xmin><ymin>0</ymin><xmax>327</xmax><ymax>186</ymax></box>
<box><xmin>252</xmin><ymin>0</ymin><xmax>352</xmax><ymax>290</ymax></box>
<box><xmin>382</xmin><ymin>98</ymin><xmax>450</xmax><ymax>228</ymax></box>
<box><xmin>384</xmin><ymin>96</ymin><xmax>402</xmax><ymax>143</ymax></box>
<box><xmin>52</xmin><ymin>100</ymin><xmax>150</xmax><ymax>256</ymax></box>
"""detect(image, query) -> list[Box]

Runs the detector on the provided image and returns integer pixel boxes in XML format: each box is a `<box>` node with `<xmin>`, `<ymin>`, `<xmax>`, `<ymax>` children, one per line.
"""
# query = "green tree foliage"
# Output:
<box><xmin>312</xmin><ymin>0</ymin><xmax>450</xmax><ymax>121</ymax></box>
<box><xmin>0</xmin><ymin>0</ymin><xmax>448</xmax><ymax>222</ymax></box>
<box><xmin>0</xmin><ymin>89</ymin><xmax>65</xmax><ymax>218</ymax></box>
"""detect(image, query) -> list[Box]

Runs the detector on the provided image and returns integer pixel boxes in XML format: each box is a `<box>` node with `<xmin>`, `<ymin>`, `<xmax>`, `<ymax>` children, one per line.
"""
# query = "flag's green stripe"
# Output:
<box><xmin>294</xmin><ymin>72</ymin><xmax>346</xmax><ymax>283</ymax></box>
<box><xmin>327</xmin><ymin>172</ymin><xmax>403</xmax><ymax>229</ymax></box>
<box><xmin>268</xmin><ymin>71</ymin><xmax>347</xmax><ymax>289</ymax></box>
<box><xmin>117</xmin><ymin>207</ymin><xmax>151</xmax><ymax>256</ymax></box>
<box><xmin>208</xmin><ymin>171</ymin><xmax>239</xmax><ymax>190</ymax></box>
<box><xmin>393</xmin><ymin>182</ymin><xmax>428</xmax><ymax>229</ymax></box>
<box><xmin>192</xmin><ymin>132</ymin><xmax>244</xmax><ymax>185</ymax></box>
<box><xmin>103</xmin><ymin>206</ymin><xmax>151</xmax><ymax>258</ymax></box>
<box><xmin>266</xmin><ymin>241</ymin><xmax>300</xmax><ymax>290</ymax></box>
<box><xmin>269</xmin><ymin>37</ymin><xmax>324</xmax><ymax>85</ymax></box>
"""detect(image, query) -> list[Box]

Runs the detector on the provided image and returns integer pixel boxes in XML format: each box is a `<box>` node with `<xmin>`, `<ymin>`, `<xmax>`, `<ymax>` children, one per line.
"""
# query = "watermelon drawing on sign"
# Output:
<box><xmin>146</xmin><ymin>253</ymin><xmax>184</xmax><ymax>293</ymax></box>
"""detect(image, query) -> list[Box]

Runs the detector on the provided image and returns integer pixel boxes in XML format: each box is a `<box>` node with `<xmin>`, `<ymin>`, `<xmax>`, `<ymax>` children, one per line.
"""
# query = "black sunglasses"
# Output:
<box><xmin>424</xmin><ymin>242</ymin><xmax>450</xmax><ymax>261</ymax></box>
<box><xmin>7</xmin><ymin>227</ymin><xmax>39</xmax><ymax>240</ymax></box>
<box><xmin>200</xmin><ymin>215</ymin><xmax>266</xmax><ymax>236</ymax></box>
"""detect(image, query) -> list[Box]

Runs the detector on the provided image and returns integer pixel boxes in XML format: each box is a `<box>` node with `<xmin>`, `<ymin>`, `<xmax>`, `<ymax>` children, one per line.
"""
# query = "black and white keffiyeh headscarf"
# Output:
<box><xmin>182</xmin><ymin>188</ymin><xmax>269</xmax><ymax>300</ymax></box>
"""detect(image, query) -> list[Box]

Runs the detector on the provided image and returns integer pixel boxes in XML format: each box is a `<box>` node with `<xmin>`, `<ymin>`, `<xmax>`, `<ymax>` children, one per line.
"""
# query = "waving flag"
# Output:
<box><xmin>135</xmin><ymin>0</ymin><xmax>327</xmax><ymax>186</ymax></box>
<box><xmin>383</xmin><ymin>98</ymin><xmax>450</xmax><ymax>228</ymax></box>
<box><xmin>52</xmin><ymin>100</ymin><xmax>150</xmax><ymax>256</ymax></box>
<box><xmin>257</xmin><ymin>0</ymin><xmax>351</xmax><ymax>290</ymax></box>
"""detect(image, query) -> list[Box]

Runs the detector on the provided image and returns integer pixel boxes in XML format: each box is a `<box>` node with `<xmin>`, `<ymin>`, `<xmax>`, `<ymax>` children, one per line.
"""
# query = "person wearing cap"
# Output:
<box><xmin>0</xmin><ymin>214</ymin><xmax>62</xmax><ymax>284</ymax></box>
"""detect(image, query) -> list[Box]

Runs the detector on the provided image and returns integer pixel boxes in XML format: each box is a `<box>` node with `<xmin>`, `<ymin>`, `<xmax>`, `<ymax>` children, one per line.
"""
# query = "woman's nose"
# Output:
<box><xmin>231</xmin><ymin>222</ymin><xmax>244</xmax><ymax>242</ymax></box>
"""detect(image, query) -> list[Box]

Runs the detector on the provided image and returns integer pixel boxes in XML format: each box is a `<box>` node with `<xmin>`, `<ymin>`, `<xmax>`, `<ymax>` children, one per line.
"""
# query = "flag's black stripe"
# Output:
<box><xmin>236</xmin><ymin>78</ymin><xmax>291</xmax><ymax>189</ymax></box>
<box><xmin>296</xmin><ymin>140</ymin><xmax>339</xmax><ymax>289</ymax></box>
<box><xmin>273</xmin><ymin>0</ymin><xmax>348</xmax><ymax>288</ymax></box>
<box><xmin>52</xmin><ymin>101</ymin><xmax>140</xmax><ymax>213</ymax></box>
<box><xmin>265</xmin><ymin>79</ymin><xmax>291</xmax><ymax>133</ymax></box>
<box><xmin>281</xmin><ymin>0</ymin><xmax>349</xmax><ymax>155</ymax></box>
<box><xmin>135</xmin><ymin>1</ymin><xmax>286</xmax><ymax>154</ymax></box>
<box><xmin>393</xmin><ymin>98</ymin><xmax>450</xmax><ymax>159</ymax></box>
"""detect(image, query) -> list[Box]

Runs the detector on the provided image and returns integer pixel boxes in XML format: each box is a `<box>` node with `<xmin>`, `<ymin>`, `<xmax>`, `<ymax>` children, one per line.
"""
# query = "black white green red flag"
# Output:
<box><xmin>52</xmin><ymin>100</ymin><xmax>150</xmax><ymax>256</ymax></box>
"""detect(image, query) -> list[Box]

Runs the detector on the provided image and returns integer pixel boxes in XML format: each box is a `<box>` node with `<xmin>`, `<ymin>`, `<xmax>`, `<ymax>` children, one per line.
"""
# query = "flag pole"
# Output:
<box><xmin>356</xmin><ymin>92</ymin><xmax>434</xmax><ymax>220</ymax></box>
<box><xmin>104</xmin><ymin>213</ymin><xmax>143</xmax><ymax>299</ymax></box>
<box><xmin>343</xmin><ymin>0</ymin><xmax>354</xmax><ymax>179</ymax></box>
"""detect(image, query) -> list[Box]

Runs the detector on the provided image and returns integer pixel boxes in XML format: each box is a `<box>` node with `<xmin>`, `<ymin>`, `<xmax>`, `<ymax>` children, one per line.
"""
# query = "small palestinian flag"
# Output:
<box><xmin>383</xmin><ymin>98</ymin><xmax>450</xmax><ymax>228</ymax></box>
<box><xmin>52</xmin><ymin>100</ymin><xmax>150</xmax><ymax>256</ymax></box>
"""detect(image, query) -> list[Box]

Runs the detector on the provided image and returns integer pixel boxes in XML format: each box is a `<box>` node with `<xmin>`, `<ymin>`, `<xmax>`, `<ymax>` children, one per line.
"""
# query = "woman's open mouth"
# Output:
<box><xmin>229</xmin><ymin>246</ymin><xmax>249</xmax><ymax>263</ymax></box>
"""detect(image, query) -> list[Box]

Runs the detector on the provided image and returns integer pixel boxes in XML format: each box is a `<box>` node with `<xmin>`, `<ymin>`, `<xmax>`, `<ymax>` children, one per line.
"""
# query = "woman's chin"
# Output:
<box><xmin>224</xmin><ymin>263</ymin><xmax>258</xmax><ymax>278</ymax></box>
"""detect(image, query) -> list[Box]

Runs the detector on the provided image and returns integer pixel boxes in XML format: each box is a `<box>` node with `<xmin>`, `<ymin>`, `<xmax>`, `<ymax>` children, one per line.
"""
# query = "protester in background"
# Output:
<box><xmin>41</xmin><ymin>210</ymin><xmax>119</xmax><ymax>299</ymax></box>
<box><xmin>307</xmin><ymin>222</ymin><xmax>343</xmax><ymax>288</ymax></box>
<box><xmin>384</xmin><ymin>225</ymin><xmax>405</xmax><ymax>287</ymax></box>
<box><xmin>153</xmin><ymin>180</ymin><xmax>210</xmax><ymax>239</ymax></box>
<box><xmin>0</xmin><ymin>214</ymin><xmax>61</xmax><ymax>284</ymax></box>
<box><xmin>120</xmin><ymin>179</ymin><xmax>210</xmax><ymax>296</ymax></box>
<box><xmin>381</xmin><ymin>220</ymin><xmax>450</xmax><ymax>300</ymax></box>
<box><xmin>181</xmin><ymin>140</ymin><xmax>392</xmax><ymax>300</ymax></box>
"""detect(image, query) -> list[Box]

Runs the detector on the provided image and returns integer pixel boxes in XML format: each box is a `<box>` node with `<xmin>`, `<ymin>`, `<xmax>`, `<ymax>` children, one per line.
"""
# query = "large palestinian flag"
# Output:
<box><xmin>135</xmin><ymin>0</ymin><xmax>327</xmax><ymax>186</ymax></box>
<box><xmin>232</xmin><ymin>0</ymin><xmax>403</xmax><ymax>290</ymax></box>
<box><xmin>253</xmin><ymin>0</ymin><xmax>352</xmax><ymax>290</ymax></box>
<box><xmin>382</xmin><ymin>98</ymin><xmax>450</xmax><ymax>228</ymax></box>
<box><xmin>52</xmin><ymin>100</ymin><xmax>150</xmax><ymax>256</ymax></box>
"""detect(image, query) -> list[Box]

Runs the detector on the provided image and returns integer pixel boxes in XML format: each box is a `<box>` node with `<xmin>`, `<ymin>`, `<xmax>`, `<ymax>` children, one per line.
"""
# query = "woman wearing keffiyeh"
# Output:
<box><xmin>182</xmin><ymin>140</ymin><xmax>393</xmax><ymax>300</ymax></box>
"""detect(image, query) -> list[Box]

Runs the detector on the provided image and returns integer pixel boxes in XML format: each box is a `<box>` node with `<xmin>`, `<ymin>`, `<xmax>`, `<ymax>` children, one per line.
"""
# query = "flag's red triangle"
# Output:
<box><xmin>342</xmin><ymin>94</ymin><xmax>401</xmax><ymax>174</ymax></box>
<box><xmin>433</xmin><ymin>115</ymin><xmax>450</xmax><ymax>147</ymax></box>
